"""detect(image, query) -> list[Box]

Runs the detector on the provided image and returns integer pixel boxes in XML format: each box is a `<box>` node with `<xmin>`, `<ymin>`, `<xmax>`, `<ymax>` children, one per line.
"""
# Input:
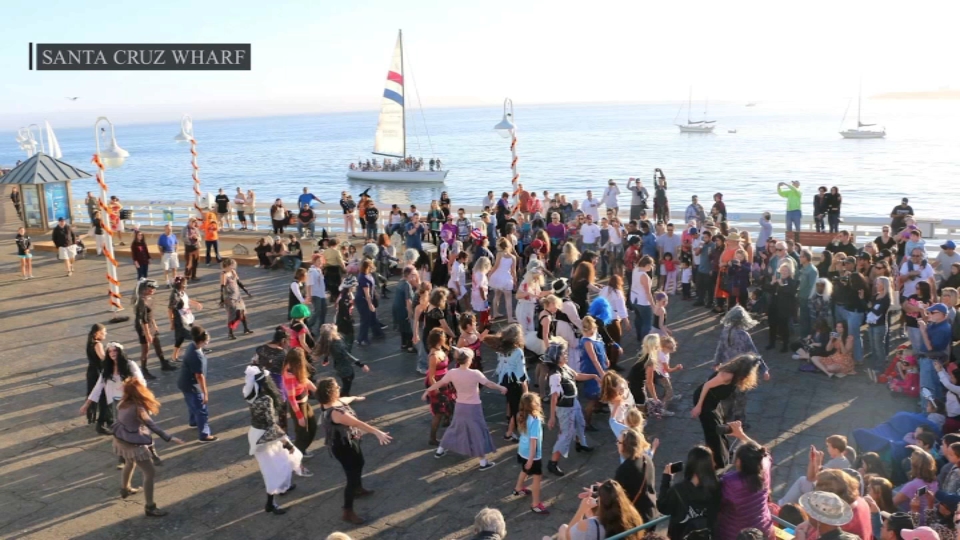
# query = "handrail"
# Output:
<box><xmin>603</xmin><ymin>514</ymin><xmax>796</xmax><ymax>540</ymax></box>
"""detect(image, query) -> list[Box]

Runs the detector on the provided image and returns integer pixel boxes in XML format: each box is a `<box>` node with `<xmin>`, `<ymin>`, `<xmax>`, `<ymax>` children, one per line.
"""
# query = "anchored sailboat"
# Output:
<box><xmin>840</xmin><ymin>81</ymin><xmax>885</xmax><ymax>139</ymax></box>
<box><xmin>346</xmin><ymin>30</ymin><xmax>448</xmax><ymax>183</ymax></box>
<box><xmin>676</xmin><ymin>87</ymin><xmax>715</xmax><ymax>133</ymax></box>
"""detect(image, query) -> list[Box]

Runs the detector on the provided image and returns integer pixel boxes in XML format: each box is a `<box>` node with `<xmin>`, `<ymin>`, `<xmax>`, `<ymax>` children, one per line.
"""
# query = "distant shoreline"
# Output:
<box><xmin>874</xmin><ymin>90</ymin><xmax>960</xmax><ymax>100</ymax></box>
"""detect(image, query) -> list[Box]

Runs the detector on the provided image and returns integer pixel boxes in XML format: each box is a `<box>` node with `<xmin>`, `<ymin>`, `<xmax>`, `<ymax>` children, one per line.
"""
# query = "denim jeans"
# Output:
<box><xmin>308</xmin><ymin>296</ymin><xmax>327</xmax><ymax>335</ymax></box>
<box><xmin>633</xmin><ymin>303</ymin><xmax>653</xmax><ymax>341</ymax></box>
<box><xmin>827</xmin><ymin>213</ymin><xmax>840</xmax><ymax>234</ymax></box>
<box><xmin>907</xmin><ymin>327</ymin><xmax>924</xmax><ymax>354</ymax></box>
<box><xmin>814</xmin><ymin>215</ymin><xmax>825</xmax><ymax>233</ymax></box>
<box><xmin>918</xmin><ymin>356</ymin><xmax>943</xmax><ymax>409</ymax></box>
<box><xmin>356</xmin><ymin>301</ymin><xmax>383</xmax><ymax>344</ymax></box>
<box><xmin>867</xmin><ymin>324</ymin><xmax>888</xmax><ymax>371</ymax></box>
<box><xmin>136</xmin><ymin>264</ymin><xmax>149</xmax><ymax>280</ymax></box>
<box><xmin>205</xmin><ymin>240</ymin><xmax>220</xmax><ymax>264</ymax></box>
<box><xmin>785</xmin><ymin>209</ymin><xmax>802</xmax><ymax>233</ymax></box>
<box><xmin>366</xmin><ymin>222</ymin><xmax>378</xmax><ymax>240</ymax></box>
<box><xmin>297</xmin><ymin>221</ymin><xmax>316</xmax><ymax>236</ymax></box>
<box><xmin>182</xmin><ymin>391</ymin><xmax>211</xmax><ymax>439</ymax></box>
<box><xmin>835</xmin><ymin>306</ymin><xmax>865</xmax><ymax>363</ymax></box>
<box><xmin>417</xmin><ymin>339</ymin><xmax>429</xmax><ymax>372</ymax></box>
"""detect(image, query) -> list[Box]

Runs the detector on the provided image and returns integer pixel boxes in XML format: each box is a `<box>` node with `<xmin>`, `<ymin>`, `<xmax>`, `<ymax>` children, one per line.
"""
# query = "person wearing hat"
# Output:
<box><xmin>918</xmin><ymin>303</ymin><xmax>953</xmax><ymax>406</ymax></box>
<box><xmin>543</xmin><ymin>337</ymin><xmax>597</xmax><ymax>477</ymax></box>
<box><xmin>684</xmin><ymin>195</ymin><xmax>706</xmax><ymax>229</ymax></box>
<box><xmin>134</xmin><ymin>279</ymin><xmax>176</xmax><ymax>379</ymax></box>
<box><xmin>903</xmin><ymin>489</ymin><xmax>960</xmax><ymax>540</ymax></box>
<box><xmin>891</xmin><ymin>198</ymin><xmax>915</xmax><ymax>235</ymax></box>
<box><xmin>777</xmin><ymin>180</ymin><xmax>803</xmax><ymax>243</ymax></box>
<box><xmin>934</xmin><ymin>240</ymin><xmax>960</xmax><ymax>282</ymax></box>
<box><xmin>547</xmin><ymin>279</ymin><xmax>586</xmax><ymax>371</ymax></box>
<box><xmin>796</xmin><ymin>491</ymin><xmax>858</xmax><ymax>540</ymax></box>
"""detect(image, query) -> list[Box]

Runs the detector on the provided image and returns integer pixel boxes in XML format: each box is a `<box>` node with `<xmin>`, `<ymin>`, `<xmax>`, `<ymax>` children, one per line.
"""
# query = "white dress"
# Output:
<box><xmin>516</xmin><ymin>281</ymin><xmax>541</xmax><ymax>333</ymax></box>
<box><xmin>471</xmin><ymin>271</ymin><xmax>489</xmax><ymax>312</ymax></box>
<box><xmin>489</xmin><ymin>254</ymin><xmax>515</xmax><ymax>291</ymax></box>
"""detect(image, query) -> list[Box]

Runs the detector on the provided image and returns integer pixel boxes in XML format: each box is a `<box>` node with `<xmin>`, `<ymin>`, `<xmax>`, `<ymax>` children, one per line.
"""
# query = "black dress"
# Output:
<box><xmin>85</xmin><ymin>340</ymin><xmax>111</xmax><ymax>428</ymax></box>
<box><xmin>693</xmin><ymin>373</ymin><xmax>736</xmax><ymax>469</ymax></box>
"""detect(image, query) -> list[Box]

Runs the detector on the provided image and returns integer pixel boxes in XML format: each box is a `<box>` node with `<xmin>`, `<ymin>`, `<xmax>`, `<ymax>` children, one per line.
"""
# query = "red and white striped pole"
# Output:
<box><xmin>175</xmin><ymin>114</ymin><xmax>202</xmax><ymax>214</ymax></box>
<box><xmin>93</xmin><ymin>117</ymin><xmax>129</xmax><ymax>313</ymax></box>
<box><xmin>494</xmin><ymin>98</ymin><xmax>518</xmax><ymax>202</ymax></box>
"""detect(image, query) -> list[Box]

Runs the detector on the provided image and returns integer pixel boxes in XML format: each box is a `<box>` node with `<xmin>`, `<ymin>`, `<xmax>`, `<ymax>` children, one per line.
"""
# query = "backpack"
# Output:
<box><xmin>674</xmin><ymin>490</ymin><xmax>713</xmax><ymax>540</ymax></box>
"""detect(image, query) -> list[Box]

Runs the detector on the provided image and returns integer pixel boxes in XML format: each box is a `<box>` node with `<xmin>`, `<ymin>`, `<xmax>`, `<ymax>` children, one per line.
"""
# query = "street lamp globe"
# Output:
<box><xmin>494</xmin><ymin>113</ymin><xmax>515</xmax><ymax>138</ymax></box>
<box><xmin>174</xmin><ymin>114</ymin><xmax>194</xmax><ymax>142</ymax></box>
<box><xmin>100</xmin><ymin>138</ymin><xmax>129</xmax><ymax>168</ymax></box>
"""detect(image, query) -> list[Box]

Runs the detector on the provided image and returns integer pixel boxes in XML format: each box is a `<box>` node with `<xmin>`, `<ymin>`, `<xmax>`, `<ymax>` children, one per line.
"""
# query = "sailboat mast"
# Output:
<box><xmin>687</xmin><ymin>86</ymin><xmax>692</xmax><ymax>124</ymax></box>
<box><xmin>400</xmin><ymin>30</ymin><xmax>406</xmax><ymax>158</ymax></box>
<box><xmin>857</xmin><ymin>79</ymin><xmax>862</xmax><ymax>126</ymax></box>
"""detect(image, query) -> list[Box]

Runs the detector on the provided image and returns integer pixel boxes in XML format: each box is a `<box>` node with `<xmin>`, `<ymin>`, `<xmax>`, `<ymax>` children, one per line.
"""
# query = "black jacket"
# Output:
<box><xmin>52</xmin><ymin>225</ymin><xmax>75</xmax><ymax>248</ymax></box>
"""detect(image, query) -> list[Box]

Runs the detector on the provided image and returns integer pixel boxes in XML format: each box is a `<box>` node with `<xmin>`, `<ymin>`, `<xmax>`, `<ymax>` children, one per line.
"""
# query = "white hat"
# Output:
<box><xmin>799</xmin><ymin>491</ymin><xmax>853</xmax><ymax>527</ymax></box>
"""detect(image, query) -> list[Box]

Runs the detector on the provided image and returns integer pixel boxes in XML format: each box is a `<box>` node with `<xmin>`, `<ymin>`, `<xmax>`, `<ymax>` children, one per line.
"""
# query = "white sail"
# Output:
<box><xmin>373</xmin><ymin>32</ymin><xmax>405</xmax><ymax>158</ymax></box>
<box><xmin>45</xmin><ymin>120</ymin><xmax>62</xmax><ymax>159</ymax></box>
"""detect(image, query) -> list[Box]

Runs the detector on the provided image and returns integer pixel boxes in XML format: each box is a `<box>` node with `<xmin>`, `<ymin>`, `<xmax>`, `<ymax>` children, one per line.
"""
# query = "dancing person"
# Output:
<box><xmin>317</xmin><ymin>378</ymin><xmax>393</xmax><ymax>525</ymax></box>
<box><xmin>168</xmin><ymin>276</ymin><xmax>202</xmax><ymax>363</ymax></box>
<box><xmin>489</xmin><ymin>238</ymin><xmax>517</xmax><ymax>322</ymax></box>
<box><xmin>81</xmin><ymin>342</ymin><xmax>148</xmax><ymax>454</ymax></box>
<box><xmin>457</xmin><ymin>313</ymin><xmax>488</xmax><ymax>373</ymax></box>
<box><xmin>182</xmin><ymin>217</ymin><xmax>201</xmax><ymax>281</ymax></box>
<box><xmin>471</xmin><ymin>257</ymin><xmax>492</xmax><ymax>329</ymax></box>
<box><xmin>112</xmin><ymin>378</ymin><xmax>185</xmax><ymax>517</ymax></box>
<box><xmin>283</xmin><ymin>348</ymin><xmax>319</xmax><ymax>460</ymax></box>
<box><xmin>580</xmin><ymin>316</ymin><xmax>609</xmax><ymax>429</ymax></box>
<box><xmin>712</xmin><ymin>307</ymin><xmax>770</xmax><ymax>425</ymax></box>
<box><xmin>599</xmin><ymin>274</ymin><xmax>630</xmax><ymax>371</ymax></box>
<box><xmin>425</xmin><ymin>327</ymin><xmax>457</xmax><ymax>445</ymax></box>
<box><xmin>516</xmin><ymin>263</ymin><xmax>547</xmax><ymax>333</ymax></box>
<box><xmin>254</xmin><ymin>327</ymin><xmax>290</xmax><ymax>430</ymax></box>
<box><xmin>393</xmin><ymin>266</ymin><xmax>419</xmax><ymax>353</ymax></box>
<box><xmin>495</xmin><ymin>324</ymin><xmax>528</xmax><ymax>441</ymax></box>
<box><xmin>630</xmin><ymin>256</ymin><xmax>655</xmax><ymax>341</ymax></box>
<box><xmin>242</xmin><ymin>365</ymin><xmax>303</xmax><ymax>515</ymax></box>
<box><xmin>356</xmin><ymin>260</ymin><xmax>384</xmax><ymax>346</ymax></box>
<box><xmin>513</xmin><ymin>392</ymin><xmax>549</xmax><ymax>514</ymax></box>
<box><xmin>178</xmin><ymin>325</ymin><xmax>217</xmax><ymax>442</ymax></box>
<box><xmin>84</xmin><ymin>324</ymin><xmax>110</xmax><ymax>433</ymax></box>
<box><xmin>657</xmin><ymin>445</ymin><xmax>721</xmax><ymax>540</ymax></box>
<box><xmin>691</xmin><ymin>355</ymin><xmax>764</xmax><ymax>469</ymax></box>
<box><xmin>134</xmin><ymin>279</ymin><xmax>175</xmax><ymax>378</ymax></box>
<box><xmin>316</xmin><ymin>324</ymin><xmax>369</xmax><ymax>397</ymax></box>
<box><xmin>220</xmin><ymin>258</ymin><xmax>253</xmax><ymax>339</ymax></box>
<box><xmin>628</xmin><ymin>334</ymin><xmax>666</xmax><ymax>417</ymax></box>
<box><xmin>545</xmin><ymin>338</ymin><xmax>596</xmax><ymax>477</ymax></box>
<box><xmin>425</xmin><ymin>347</ymin><xmax>506</xmax><ymax>471</ymax></box>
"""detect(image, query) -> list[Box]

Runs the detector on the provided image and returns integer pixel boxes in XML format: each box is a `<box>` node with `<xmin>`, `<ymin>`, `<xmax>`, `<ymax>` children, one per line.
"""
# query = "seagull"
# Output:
<box><xmin>65</xmin><ymin>97</ymin><xmax>79</xmax><ymax>101</ymax></box>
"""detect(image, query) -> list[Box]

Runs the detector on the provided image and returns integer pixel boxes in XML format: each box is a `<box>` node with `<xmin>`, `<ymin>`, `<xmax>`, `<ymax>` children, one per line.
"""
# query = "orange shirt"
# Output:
<box><xmin>204</xmin><ymin>220</ymin><xmax>219</xmax><ymax>241</ymax></box>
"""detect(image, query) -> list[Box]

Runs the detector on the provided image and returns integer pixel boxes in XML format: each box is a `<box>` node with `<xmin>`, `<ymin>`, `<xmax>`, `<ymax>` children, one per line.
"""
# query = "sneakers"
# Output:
<box><xmin>297</xmin><ymin>467</ymin><xmax>314</xmax><ymax>477</ymax></box>
<box><xmin>660</xmin><ymin>410</ymin><xmax>676</xmax><ymax>417</ymax></box>
<box><xmin>302</xmin><ymin>451</ymin><xmax>315</xmax><ymax>459</ymax></box>
<box><xmin>791</xmin><ymin>353</ymin><xmax>802</xmax><ymax>360</ymax></box>
<box><xmin>531</xmin><ymin>503</ymin><xmax>550</xmax><ymax>515</ymax></box>
<box><xmin>478</xmin><ymin>461</ymin><xmax>497</xmax><ymax>471</ymax></box>
<box><xmin>434</xmin><ymin>448</ymin><xmax>447</xmax><ymax>459</ymax></box>
<box><xmin>512</xmin><ymin>488</ymin><xmax>532</xmax><ymax>497</ymax></box>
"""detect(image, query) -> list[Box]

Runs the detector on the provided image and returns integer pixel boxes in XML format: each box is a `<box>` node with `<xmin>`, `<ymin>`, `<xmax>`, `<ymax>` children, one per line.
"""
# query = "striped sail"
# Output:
<box><xmin>373</xmin><ymin>32</ymin><xmax>405</xmax><ymax>158</ymax></box>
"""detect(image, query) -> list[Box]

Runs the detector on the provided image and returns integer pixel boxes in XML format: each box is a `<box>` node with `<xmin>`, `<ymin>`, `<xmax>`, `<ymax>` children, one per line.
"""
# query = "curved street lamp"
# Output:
<box><xmin>93</xmin><ymin>116</ymin><xmax>129</xmax><ymax>315</ymax></box>
<box><xmin>493</xmin><ymin>98</ymin><xmax>519</xmax><ymax>198</ymax></box>
<box><xmin>173</xmin><ymin>113</ymin><xmax>202</xmax><ymax>211</ymax></box>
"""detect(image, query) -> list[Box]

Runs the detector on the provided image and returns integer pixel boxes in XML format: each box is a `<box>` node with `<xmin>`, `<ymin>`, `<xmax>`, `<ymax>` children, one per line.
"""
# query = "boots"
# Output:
<box><xmin>142</xmin><ymin>367</ymin><xmax>157</xmax><ymax>380</ymax></box>
<box><xmin>547</xmin><ymin>461</ymin><xmax>565</xmax><ymax>477</ymax></box>
<box><xmin>342</xmin><ymin>509</ymin><xmax>364</xmax><ymax>525</ymax></box>
<box><xmin>160</xmin><ymin>359</ymin><xmax>177</xmax><ymax>372</ymax></box>
<box><xmin>265</xmin><ymin>494</ymin><xmax>286</xmax><ymax>515</ymax></box>
<box><xmin>355</xmin><ymin>486</ymin><xmax>375</xmax><ymax>498</ymax></box>
<box><xmin>144</xmin><ymin>503</ymin><xmax>168</xmax><ymax>517</ymax></box>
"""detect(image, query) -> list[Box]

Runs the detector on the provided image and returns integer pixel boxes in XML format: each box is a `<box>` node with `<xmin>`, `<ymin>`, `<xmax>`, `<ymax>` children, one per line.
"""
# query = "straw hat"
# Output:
<box><xmin>799</xmin><ymin>491</ymin><xmax>853</xmax><ymax>527</ymax></box>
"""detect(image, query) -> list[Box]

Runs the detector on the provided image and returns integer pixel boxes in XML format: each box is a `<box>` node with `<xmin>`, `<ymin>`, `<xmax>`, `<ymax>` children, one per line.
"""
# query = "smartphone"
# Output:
<box><xmin>918</xmin><ymin>486</ymin><xmax>928</xmax><ymax>497</ymax></box>
<box><xmin>830</xmin><ymin>332</ymin><xmax>839</xmax><ymax>339</ymax></box>
<box><xmin>669</xmin><ymin>461</ymin><xmax>684</xmax><ymax>474</ymax></box>
<box><xmin>716</xmin><ymin>424</ymin><xmax>733</xmax><ymax>436</ymax></box>
<box><xmin>591</xmin><ymin>485</ymin><xmax>599</xmax><ymax>497</ymax></box>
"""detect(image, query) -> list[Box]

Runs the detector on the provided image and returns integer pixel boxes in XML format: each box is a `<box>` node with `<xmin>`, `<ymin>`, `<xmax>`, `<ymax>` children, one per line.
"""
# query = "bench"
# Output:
<box><xmin>797</xmin><ymin>232</ymin><xmax>834</xmax><ymax>248</ymax></box>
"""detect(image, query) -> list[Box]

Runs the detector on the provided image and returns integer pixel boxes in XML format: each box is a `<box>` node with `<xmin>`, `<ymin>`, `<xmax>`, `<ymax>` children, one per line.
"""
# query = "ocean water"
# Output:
<box><xmin>3</xmin><ymin>100</ymin><xmax>958</xmax><ymax>218</ymax></box>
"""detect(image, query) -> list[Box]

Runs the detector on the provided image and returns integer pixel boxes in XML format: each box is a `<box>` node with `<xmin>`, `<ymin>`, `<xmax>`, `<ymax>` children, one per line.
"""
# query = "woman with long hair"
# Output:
<box><xmin>317</xmin><ymin>377</ymin><xmax>392</xmax><ymax>525</ymax></box>
<box><xmin>630</xmin><ymin>255</ymin><xmax>656</xmax><ymax>341</ymax></box>
<box><xmin>315</xmin><ymin>323</ymin><xmax>369</xmax><ymax>397</ymax></box>
<box><xmin>424</xmin><ymin>327</ymin><xmax>456</xmax><ymax>445</ymax></box>
<box><xmin>892</xmin><ymin>446</ymin><xmax>939</xmax><ymax>509</ymax></box>
<box><xmin>242</xmin><ymin>364</ymin><xmax>303</xmax><ymax>515</ymax></box>
<box><xmin>601</xmin><ymin>371</ymin><xmax>638</xmax><ymax>438</ymax></box>
<box><xmin>513</xmin><ymin>392</ymin><xmax>549</xmax><ymax>514</ymax></box>
<box><xmin>825</xmin><ymin>186</ymin><xmax>843</xmax><ymax>234</ymax></box>
<box><xmin>471</xmin><ymin>256</ymin><xmax>492</xmax><ymax>329</ymax></box>
<box><xmin>555</xmin><ymin>479</ymin><xmax>644</xmax><ymax>540</ymax></box>
<box><xmin>691</xmin><ymin>355</ymin><xmax>763</xmax><ymax>468</ymax></box>
<box><xmin>220</xmin><ymin>258</ymin><xmax>253</xmax><ymax>339</ymax></box>
<box><xmin>545</xmin><ymin>338</ymin><xmax>596</xmax><ymax>477</ymax></box>
<box><xmin>131</xmin><ymin>230</ymin><xmax>151</xmax><ymax>280</ymax></box>
<box><xmin>658</xmin><ymin>445</ymin><xmax>721</xmax><ymax>540</ymax></box>
<box><xmin>866</xmin><ymin>275</ymin><xmax>894</xmax><ymax>382</ymax></box>
<box><xmin>168</xmin><ymin>276</ymin><xmax>202</xmax><ymax>362</ymax></box>
<box><xmin>85</xmin><ymin>324</ymin><xmax>109</xmax><ymax>432</ymax></box>
<box><xmin>282</xmin><ymin>348</ymin><xmax>318</xmax><ymax>463</ymax></box>
<box><xmin>614</xmin><ymin>428</ymin><xmax>659</xmax><ymax>521</ymax></box>
<box><xmin>495</xmin><ymin>324</ymin><xmax>528</xmax><ymax>441</ymax></box>
<box><xmin>866</xmin><ymin>476</ymin><xmax>896</xmax><ymax>513</ymax></box>
<box><xmin>809</xmin><ymin>278</ymin><xmax>834</xmax><ymax>329</ymax></box>
<box><xmin>580</xmin><ymin>316</ymin><xmax>609</xmax><ymax>429</ymax></box>
<box><xmin>716</xmin><ymin>422</ymin><xmax>773</xmax><ymax>540</ymax></box>
<box><xmin>516</xmin><ymin>263</ymin><xmax>548</xmax><ymax>334</ymax></box>
<box><xmin>82</xmin><ymin>342</ymin><xmax>144</xmax><ymax>431</ymax></box>
<box><xmin>427</xmin><ymin>200</ymin><xmax>444</xmax><ymax>245</ymax></box>
<box><xmin>112</xmin><ymin>378</ymin><xmax>185</xmax><ymax>517</ymax></box>
<box><xmin>570</xmin><ymin>254</ymin><xmax>599</xmax><ymax>317</ymax></box>
<box><xmin>627</xmin><ymin>334</ymin><xmax>663</xmax><ymax>417</ymax></box>
<box><xmin>489</xmin><ymin>237</ymin><xmax>517</xmax><ymax>322</ymax></box>
<box><xmin>557</xmin><ymin>242</ymin><xmax>581</xmax><ymax>280</ymax></box>
<box><xmin>599</xmin><ymin>274</ymin><xmax>630</xmax><ymax>371</ymax></box>
<box><xmin>712</xmin><ymin>307</ymin><xmax>770</xmax><ymax>425</ymax></box>
<box><xmin>810</xmin><ymin>320</ymin><xmax>855</xmax><ymax>378</ymax></box>
<box><xmin>425</xmin><ymin>347</ymin><xmax>506</xmax><ymax>470</ymax></box>
<box><xmin>182</xmin><ymin>217</ymin><xmax>201</xmax><ymax>281</ymax></box>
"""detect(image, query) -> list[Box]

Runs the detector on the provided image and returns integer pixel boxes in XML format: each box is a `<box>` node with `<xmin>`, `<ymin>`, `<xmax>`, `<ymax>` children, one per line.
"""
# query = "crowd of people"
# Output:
<box><xmin>60</xmin><ymin>170</ymin><xmax>960</xmax><ymax>540</ymax></box>
<box><xmin>350</xmin><ymin>156</ymin><xmax>443</xmax><ymax>172</ymax></box>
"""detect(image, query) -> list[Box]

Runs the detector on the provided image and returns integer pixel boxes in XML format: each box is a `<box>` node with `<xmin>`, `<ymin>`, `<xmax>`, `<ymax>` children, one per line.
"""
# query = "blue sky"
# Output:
<box><xmin>2</xmin><ymin>0</ymin><xmax>956</xmax><ymax>129</ymax></box>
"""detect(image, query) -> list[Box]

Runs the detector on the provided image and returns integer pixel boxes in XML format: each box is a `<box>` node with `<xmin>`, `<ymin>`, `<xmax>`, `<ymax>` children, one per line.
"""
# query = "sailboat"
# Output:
<box><xmin>840</xmin><ymin>82</ymin><xmax>885</xmax><ymax>139</ymax></box>
<box><xmin>346</xmin><ymin>30</ymin><xmax>448</xmax><ymax>183</ymax></box>
<box><xmin>676</xmin><ymin>87</ymin><xmax>715</xmax><ymax>133</ymax></box>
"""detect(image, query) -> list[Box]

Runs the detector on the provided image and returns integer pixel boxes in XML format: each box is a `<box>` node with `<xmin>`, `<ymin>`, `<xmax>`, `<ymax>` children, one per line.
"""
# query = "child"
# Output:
<box><xmin>471</xmin><ymin>257</ymin><xmax>492</xmax><ymax>330</ymax></box>
<box><xmin>680</xmin><ymin>260</ymin><xmax>693</xmax><ymax>300</ymax></box>
<box><xmin>457</xmin><ymin>313</ymin><xmax>489</xmax><ymax>374</ymax></box>
<box><xmin>335</xmin><ymin>275</ymin><xmax>357</xmax><ymax>351</ymax></box>
<box><xmin>659</xmin><ymin>252</ymin><xmax>678</xmax><ymax>294</ymax></box>
<box><xmin>513</xmin><ymin>392</ymin><xmax>548</xmax><ymax>514</ymax></box>
<box><xmin>315</xmin><ymin>323</ymin><xmax>369</xmax><ymax>397</ymax></box>
<box><xmin>495</xmin><ymin>324</ymin><xmax>528</xmax><ymax>441</ymax></box>
<box><xmin>747</xmin><ymin>288</ymin><xmax>767</xmax><ymax>315</ymax></box>
<box><xmin>600</xmin><ymin>371</ymin><xmax>637</xmax><ymax>439</ymax></box>
<box><xmin>623</xmin><ymin>408</ymin><xmax>660</xmax><ymax>459</ymax></box>
<box><xmin>651</xmin><ymin>292</ymin><xmax>673</xmax><ymax>337</ymax></box>
<box><xmin>655</xmin><ymin>336</ymin><xmax>684</xmax><ymax>412</ymax></box>
<box><xmin>544</xmin><ymin>338</ymin><xmax>597</xmax><ymax>477</ymax></box>
<box><xmin>632</xmin><ymin>334</ymin><xmax>673</xmax><ymax>418</ymax></box>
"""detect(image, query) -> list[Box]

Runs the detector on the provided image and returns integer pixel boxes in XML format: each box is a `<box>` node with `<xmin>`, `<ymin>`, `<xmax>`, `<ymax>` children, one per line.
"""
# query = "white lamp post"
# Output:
<box><xmin>16</xmin><ymin>126</ymin><xmax>40</xmax><ymax>157</ymax></box>
<box><xmin>93</xmin><ymin>116</ymin><xmax>129</xmax><ymax>314</ymax></box>
<box><xmin>493</xmin><ymin>98</ymin><xmax>519</xmax><ymax>200</ymax></box>
<box><xmin>173</xmin><ymin>113</ymin><xmax>203</xmax><ymax>213</ymax></box>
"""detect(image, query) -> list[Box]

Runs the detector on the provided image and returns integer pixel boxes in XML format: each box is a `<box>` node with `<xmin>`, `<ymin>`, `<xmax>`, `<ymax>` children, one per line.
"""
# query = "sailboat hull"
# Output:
<box><xmin>678</xmin><ymin>124</ymin><xmax>715</xmax><ymax>133</ymax></box>
<box><xmin>839</xmin><ymin>130</ymin><xmax>885</xmax><ymax>139</ymax></box>
<box><xmin>346</xmin><ymin>169</ymin><xmax>448</xmax><ymax>183</ymax></box>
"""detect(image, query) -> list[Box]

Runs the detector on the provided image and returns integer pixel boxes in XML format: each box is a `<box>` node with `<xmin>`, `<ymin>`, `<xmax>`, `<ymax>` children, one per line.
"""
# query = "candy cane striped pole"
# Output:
<box><xmin>92</xmin><ymin>119</ymin><xmax>123</xmax><ymax>313</ymax></box>
<box><xmin>175</xmin><ymin>114</ymin><xmax>202</xmax><ymax>213</ymax></box>
<box><xmin>494</xmin><ymin>98</ymin><xmax>519</xmax><ymax>203</ymax></box>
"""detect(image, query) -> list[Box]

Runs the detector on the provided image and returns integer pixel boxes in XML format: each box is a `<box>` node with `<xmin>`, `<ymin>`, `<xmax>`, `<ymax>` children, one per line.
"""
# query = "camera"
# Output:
<box><xmin>918</xmin><ymin>486</ymin><xmax>928</xmax><ymax>497</ymax></box>
<box><xmin>670</xmin><ymin>461</ymin><xmax>684</xmax><ymax>474</ymax></box>
<box><xmin>591</xmin><ymin>485</ymin><xmax>599</xmax><ymax>496</ymax></box>
<box><xmin>716</xmin><ymin>424</ymin><xmax>733</xmax><ymax>436</ymax></box>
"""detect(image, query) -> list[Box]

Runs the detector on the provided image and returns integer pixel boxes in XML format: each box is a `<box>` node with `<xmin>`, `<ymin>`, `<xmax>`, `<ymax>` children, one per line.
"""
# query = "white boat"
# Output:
<box><xmin>676</xmin><ymin>87</ymin><xmax>715</xmax><ymax>133</ymax></box>
<box><xmin>728</xmin><ymin>129</ymin><xmax>737</xmax><ymax>134</ymax></box>
<box><xmin>839</xmin><ymin>81</ymin><xmax>885</xmax><ymax>139</ymax></box>
<box><xmin>745</xmin><ymin>102</ymin><xmax>757</xmax><ymax>107</ymax></box>
<box><xmin>346</xmin><ymin>30</ymin><xmax>447</xmax><ymax>183</ymax></box>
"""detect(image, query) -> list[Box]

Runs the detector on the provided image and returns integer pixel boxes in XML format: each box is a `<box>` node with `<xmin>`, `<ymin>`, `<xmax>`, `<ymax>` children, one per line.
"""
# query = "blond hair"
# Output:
<box><xmin>581</xmin><ymin>315</ymin><xmax>597</xmax><ymax>335</ymax></box>
<box><xmin>625</xmin><ymin>408</ymin><xmax>644</xmax><ymax>430</ymax></box>
<box><xmin>639</xmin><ymin>334</ymin><xmax>661</xmax><ymax>370</ymax></box>
<box><xmin>516</xmin><ymin>392</ymin><xmax>543</xmax><ymax>435</ymax></box>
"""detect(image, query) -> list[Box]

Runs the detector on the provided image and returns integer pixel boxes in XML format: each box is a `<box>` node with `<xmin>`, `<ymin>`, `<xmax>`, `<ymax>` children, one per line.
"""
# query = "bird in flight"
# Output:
<box><xmin>65</xmin><ymin>97</ymin><xmax>79</xmax><ymax>101</ymax></box>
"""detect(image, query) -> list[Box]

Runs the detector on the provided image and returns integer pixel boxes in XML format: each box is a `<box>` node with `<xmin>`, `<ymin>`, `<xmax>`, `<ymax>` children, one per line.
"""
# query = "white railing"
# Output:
<box><xmin>69</xmin><ymin>199</ymin><xmax>959</xmax><ymax>253</ymax></box>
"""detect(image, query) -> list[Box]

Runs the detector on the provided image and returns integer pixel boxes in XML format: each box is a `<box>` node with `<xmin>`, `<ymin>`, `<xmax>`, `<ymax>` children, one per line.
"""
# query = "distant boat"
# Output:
<box><xmin>840</xmin><ymin>81</ymin><xmax>885</xmax><ymax>139</ymax></box>
<box><xmin>346</xmin><ymin>30</ymin><xmax>448</xmax><ymax>183</ymax></box>
<box><xmin>676</xmin><ymin>87</ymin><xmax>715</xmax><ymax>133</ymax></box>
<box><xmin>728</xmin><ymin>129</ymin><xmax>737</xmax><ymax>134</ymax></box>
<box><xmin>745</xmin><ymin>102</ymin><xmax>757</xmax><ymax>107</ymax></box>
